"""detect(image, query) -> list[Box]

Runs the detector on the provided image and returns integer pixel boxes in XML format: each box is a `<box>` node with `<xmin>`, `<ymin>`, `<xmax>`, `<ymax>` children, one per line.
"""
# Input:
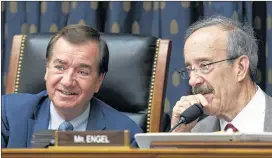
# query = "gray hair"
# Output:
<box><xmin>185</xmin><ymin>15</ymin><xmax>258</xmax><ymax>82</ymax></box>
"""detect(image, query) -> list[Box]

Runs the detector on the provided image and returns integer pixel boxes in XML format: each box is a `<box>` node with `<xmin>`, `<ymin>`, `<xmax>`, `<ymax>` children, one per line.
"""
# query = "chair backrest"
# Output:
<box><xmin>6</xmin><ymin>33</ymin><xmax>171</xmax><ymax>132</ymax></box>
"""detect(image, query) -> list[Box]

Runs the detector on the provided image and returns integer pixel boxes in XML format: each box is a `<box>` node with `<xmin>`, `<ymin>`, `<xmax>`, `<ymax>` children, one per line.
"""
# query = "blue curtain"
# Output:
<box><xmin>2</xmin><ymin>1</ymin><xmax>272</xmax><ymax>116</ymax></box>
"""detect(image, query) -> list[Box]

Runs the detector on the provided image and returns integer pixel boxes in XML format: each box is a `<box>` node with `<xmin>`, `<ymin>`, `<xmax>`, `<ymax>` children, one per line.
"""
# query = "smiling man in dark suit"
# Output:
<box><xmin>2</xmin><ymin>24</ymin><xmax>142</xmax><ymax>148</ymax></box>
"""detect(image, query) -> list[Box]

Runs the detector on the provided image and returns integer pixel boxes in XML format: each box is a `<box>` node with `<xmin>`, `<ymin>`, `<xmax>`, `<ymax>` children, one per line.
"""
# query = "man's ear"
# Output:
<box><xmin>236</xmin><ymin>55</ymin><xmax>250</xmax><ymax>82</ymax></box>
<box><xmin>94</xmin><ymin>73</ymin><xmax>105</xmax><ymax>93</ymax></box>
<box><xmin>44</xmin><ymin>61</ymin><xmax>49</xmax><ymax>81</ymax></box>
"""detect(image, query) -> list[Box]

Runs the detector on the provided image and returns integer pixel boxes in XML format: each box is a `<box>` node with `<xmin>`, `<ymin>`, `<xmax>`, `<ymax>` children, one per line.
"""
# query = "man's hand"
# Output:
<box><xmin>171</xmin><ymin>94</ymin><xmax>208</xmax><ymax>132</ymax></box>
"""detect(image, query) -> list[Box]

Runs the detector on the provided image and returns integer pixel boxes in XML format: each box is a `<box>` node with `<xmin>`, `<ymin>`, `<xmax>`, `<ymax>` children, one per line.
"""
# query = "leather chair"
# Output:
<box><xmin>6</xmin><ymin>33</ymin><xmax>172</xmax><ymax>132</ymax></box>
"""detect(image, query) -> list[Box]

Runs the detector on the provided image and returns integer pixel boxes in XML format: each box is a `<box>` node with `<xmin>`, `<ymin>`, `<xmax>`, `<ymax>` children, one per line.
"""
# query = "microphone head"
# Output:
<box><xmin>180</xmin><ymin>104</ymin><xmax>203</xmax><ymax>124</ymax></box>
<box><xmin>31</xmin><ymin>130</ymin><xmax>55</xmax><ymax>148</ymax></box>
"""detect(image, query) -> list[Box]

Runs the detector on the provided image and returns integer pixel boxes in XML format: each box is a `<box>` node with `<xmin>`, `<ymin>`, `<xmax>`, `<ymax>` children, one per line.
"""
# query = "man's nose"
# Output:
<box><xmin>188</xmin><ymin>70</ymin><xmax>204</xmax><ymax>87</ymax></box>
<box><xmin>61</xmin><ymin>70</ymin><xmax>76</xmax><ymax>87</ymax></box>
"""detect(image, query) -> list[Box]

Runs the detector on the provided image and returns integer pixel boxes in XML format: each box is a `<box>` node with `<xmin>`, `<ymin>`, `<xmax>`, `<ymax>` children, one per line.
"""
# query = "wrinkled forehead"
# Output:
<box><xmin>183</xmin><ymin>26</ymin><xmax>228</xmax><ymax>66</ymax></box>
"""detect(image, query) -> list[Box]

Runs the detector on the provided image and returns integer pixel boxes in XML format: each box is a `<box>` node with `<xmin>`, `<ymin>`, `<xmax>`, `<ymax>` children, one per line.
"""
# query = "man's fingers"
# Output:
<box><xmin>172</xmin><ymin>94</ymin><xmax>209</xmax><ymax>130</ymax></box>
<box><xmin>180</xmin><ymin>94</ymin><xmax>208</xmax><ymax>107</ymax></box>
<box><xmin>195</xmin><ymin>94</ymin><xmax>209</xmax><ymax>107</ymax></box>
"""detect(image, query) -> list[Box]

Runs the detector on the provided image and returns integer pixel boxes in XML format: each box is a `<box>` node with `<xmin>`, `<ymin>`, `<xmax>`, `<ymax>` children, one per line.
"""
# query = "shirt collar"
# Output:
<box><xmin>49</xmin><ymin>102</ymin><xmax>90</xmax><ymax>130</ymax></box>
<box><xmin>220</xmin><ymin>85</ymin><xmax>266</xmax><ymax>132</ymax></box>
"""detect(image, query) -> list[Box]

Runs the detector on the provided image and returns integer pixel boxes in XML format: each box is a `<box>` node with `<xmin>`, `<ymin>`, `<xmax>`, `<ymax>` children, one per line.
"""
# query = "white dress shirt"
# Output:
<box><xmin>220</xmin><ymin>85</ymin><xmax>266</xmax><ymax>133</ymax></box>
<box><xmin>48</xmin><ymin>102</ymin><xmax>90</xmax><ymax>131</ymax></box>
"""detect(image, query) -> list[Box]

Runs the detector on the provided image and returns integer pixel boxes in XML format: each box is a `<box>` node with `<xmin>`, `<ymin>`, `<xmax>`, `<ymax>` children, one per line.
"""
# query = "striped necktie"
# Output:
<box><xmin>224</xmin><ymin>123</ymin><xmax>238</xmax><ymax>133</ymax></box>
<box><xmin>58</xmin><ymin>121</ymin><xmax>74</xmax><ymax>131</ymax></box>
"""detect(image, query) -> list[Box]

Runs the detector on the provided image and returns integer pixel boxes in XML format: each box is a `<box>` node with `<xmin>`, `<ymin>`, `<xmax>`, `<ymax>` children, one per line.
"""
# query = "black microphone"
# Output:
<box><xmin>31</xmin><ymin>130</ymin><xmax>55</xmax><ymax>148</ymax></box>
<box><xmin>169</xmin><ymin>104</ymin><xmax>203</xmax><ymax>132</ymax></box>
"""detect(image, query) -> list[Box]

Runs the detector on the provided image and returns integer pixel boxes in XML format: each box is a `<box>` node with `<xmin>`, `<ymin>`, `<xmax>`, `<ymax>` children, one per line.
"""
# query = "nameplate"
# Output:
<box><xmin>54</xmin><ymin>130</ymin><xmax>130</xmax><ymax>147</ymax></box>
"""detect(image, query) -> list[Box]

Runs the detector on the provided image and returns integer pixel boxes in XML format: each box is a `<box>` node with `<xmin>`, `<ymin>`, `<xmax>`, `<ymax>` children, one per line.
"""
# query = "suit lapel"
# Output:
<box><xmin>192</xmin><ymin>116</ymin><xmax>220</xmax><ymax>132</ymax></box>
<box><xmin>264</xmin><ymin>94</ymin><xmax>272</xmax><ymax>132</ymax></box>
<box><xmin>86</xmin><ymin>97</ymin><xmax>106</xmax><ymax>131</ymax></box>
<box><xmin>26</xmin><ymin>94</ymin><xmax>107</xmax><ymax>147</ymax></box>
<box><xmin>27</xmin><ymin>97</ymin><xmax>50</xmax><ymax>147</ymax></box>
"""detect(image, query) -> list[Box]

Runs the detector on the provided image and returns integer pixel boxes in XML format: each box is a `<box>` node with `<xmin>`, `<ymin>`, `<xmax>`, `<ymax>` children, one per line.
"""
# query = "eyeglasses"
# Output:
<box><xmin>178</xmin><ymin>57</ymin><xmax>238</xmax><ymax>79</ymax></box>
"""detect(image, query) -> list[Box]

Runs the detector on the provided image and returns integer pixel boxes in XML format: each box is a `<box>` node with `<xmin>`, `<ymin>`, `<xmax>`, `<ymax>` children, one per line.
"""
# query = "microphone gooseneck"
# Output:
<box><xmin>169</xmin><ymin>104</ymin><xmax>203</xmax><ymax>132</ymax></box>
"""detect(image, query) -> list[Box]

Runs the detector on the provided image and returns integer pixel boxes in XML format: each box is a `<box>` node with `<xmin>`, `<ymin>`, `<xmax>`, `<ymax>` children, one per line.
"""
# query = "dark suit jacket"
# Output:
<box><xmin>1</xmin><ymin>90</ymin><xmax>143</xmax><ymax>148</ymax></box>
<box><xmin>192</xmin><ymin>94</ymin><xmax>272</xmax><ymax>132</ymax></box>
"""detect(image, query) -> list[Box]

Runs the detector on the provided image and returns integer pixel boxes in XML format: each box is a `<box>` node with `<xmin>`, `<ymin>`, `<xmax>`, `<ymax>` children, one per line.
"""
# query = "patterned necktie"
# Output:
<box><xmin>224</xmin><ymin>123</ymin><xmax>238</xmax><ymax>133</ymax></box>
<box><xmin>58</xmin><ymin>121</ymin><xmax>74</xmax><ymax>131</ymax></box>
